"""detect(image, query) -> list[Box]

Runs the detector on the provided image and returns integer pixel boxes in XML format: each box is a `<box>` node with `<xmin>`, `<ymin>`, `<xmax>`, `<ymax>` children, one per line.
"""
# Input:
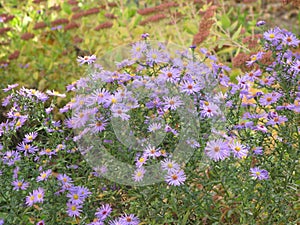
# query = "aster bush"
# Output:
<box><xmin>0</xmin><ymin>24</ymin><xmax>299</xmax><ymax>225</ymax></box>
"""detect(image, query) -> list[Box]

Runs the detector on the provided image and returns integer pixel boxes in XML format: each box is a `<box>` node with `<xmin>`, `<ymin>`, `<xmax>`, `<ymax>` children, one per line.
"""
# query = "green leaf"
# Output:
<box><xmin>61</xmin><ymin>2</ymin><xmax>72</xmax><ymax>15</ymax></box>
<box><xmin>232</xmin><ymin>25</ymin><xmax>242</xmax><ymax>40</ymax></box>
<box><xmin>221</xmin><ymin>14</ymin><xmax>231</xmax><ymax>29</ymax></box>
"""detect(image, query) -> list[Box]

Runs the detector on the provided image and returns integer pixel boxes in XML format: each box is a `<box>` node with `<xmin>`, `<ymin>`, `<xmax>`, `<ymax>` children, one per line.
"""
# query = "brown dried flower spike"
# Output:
<box><xmin>21</xmin><ymin>32</ymin><xmax>35</xmax><ymax>41</ymax></box>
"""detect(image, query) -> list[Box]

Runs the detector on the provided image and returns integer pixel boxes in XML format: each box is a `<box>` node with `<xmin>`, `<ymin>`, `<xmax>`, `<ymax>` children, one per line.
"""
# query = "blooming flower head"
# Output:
<box><xmin>282</xmin><ymin>33</ymin><xmax>300</xmax><ymax>47</ymax></box>
<box><xmin>256</xmin><ymin>20</ymin><xmax>266</xmax><ymax>27</ymax></box>
<box><xmin>119</xmin><ymin>213</ymin><xmax>140</xmax><ymax>225</ymax></box>
<box><xmin>67</xmin><ymin>202</ymin><xmax>82</xmax><ymax>217</ymax></box>
<box><xmin>95</xmin><ymin>204</ymin><xmax>112</xmax><ymax>221</ymax></box>
<box><xmin>133</xmin><ymin>167</ymin><xmax>146</xmax><ymax>182</ymax></box>
<box><xmin>161</xmin><ymin>159</ymin><xmax>180</xmax><ymax>172</ymax></box>
<box><xmin>259</xmin><ymin>92</ymin><xmax>282</xmax><ymax>106</ymax></box>
<box><xmin>205</xmin><ymin>139</ymin><xmax>230</xmax><ymax>161</ymax></box>
<box><xmin>36</xmin><ymin>169</ymin><xmax>52</xmax><ymax>182</ymax></box>
<box><xmin>12</xmin><ymin>179</ymin><xmax>30</xmax><ymax>191</ymax></box>
<box><xmin>229</xmin><ymin>141</ymin><xmax>248</xmax><ymax>159</ymax></box>
<box><xmin>250</xmin><ymin>167</ymin><xmax>269</xmax><ymax>180</ymax></box>
<box><xmin>246</xmin><ymin>52</ymin><xmax>264</xmax><ymax>67</ymax></box>
<box><xmin>46</xmin><ymin>90</ymin><xmax>66</xmax><ymax>98</ymax></box>
<box><xmin>165</xmin><ymin>169</ymin><xmax>186</xmax><ymax>186</ymax></box>
<box><xmin>77</xmin><ymin>55</ymin><xmax>97</xmax><ymax>65</ymax></box>
<box><xmin>163</xmin><ymin>96</ymin><xmax>183</xmax><ymax>110</ymax></box>
<box><xmin>33</xmin><ymin>187</ymin><xmax>45</xmax><ymax>203</ymax></box>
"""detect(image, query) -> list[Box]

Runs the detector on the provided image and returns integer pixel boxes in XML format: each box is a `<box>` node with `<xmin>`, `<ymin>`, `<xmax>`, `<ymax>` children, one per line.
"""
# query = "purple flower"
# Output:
<box><xmin>144</xmin><ymin>145</ymin><xmax>161</xmax><ymax>158</ymax></box>
<box><xmin>141</xmin><ymin>33</ymin><xmax>149</xmax><ymax>39</ymax></box>
<box><xmin>245</xmin><ymin>70</ymin><xmax>262</xmax><ymax>82</ymax></box>
<box><xmin>165</xmin><ymin>169</ymin><xmax>186</xmax><ymax>186</ymax></box>
<box><xmin>180</xmin><ymin>80</ymin><xmax>202</xmax><ymax>95</ymax></box>
<box><xmin>95</xmin><ymin>204</ymin><xmax>112</xmax><ymax>221</ymax></box>
<box><xmin>263</xmin><ymin>27</ymin><xmax>282</xmax><ymax>42</ymax></box>
<box><xmin>135</xmin><ymin>155</ymin><xmax>148</xmax><ymax>168</ymax></box>
<box><xmin>36</xmin><ymin>169</ymin><xmax>52</xmax><ymax>182</ymax></box>
<box><xmin>148</xmin><ymin>122</ymin><xmax>162</xmax><ymax>132</ymax></box>
<box><xmin>111</xmin><ymin>104</ymin><xmax>130</xmax><ymax>121</ymax></box>
<box><xmin>246</xmin><ymin>52</ymin><xmax>264</xmax><ymax>67</ymax></box>
<box><xmin>161</xmin><ymin>159</ymin><xmax>180</xmax><ymax>172</ymax></box>
<box><xmin>158</xmin><ymin>67</ymin><xmax>181</xmax><ymax>83</ymax></box>
<box><xmin>266</xmin><ymin>115</ymin><xmax>288</xmax><ymax>126</ymax></box>
<box><xmin>33</xmin><ymin>187</ymin><xmax>45</xmax><ymax>203</ymax></box>
<box><xmin>23</xmin><ymin>132</ymin><xmax>38</xmax><ymax>143</ymax></box>
<box><xmin>67</xmin><ymin>190</ymin><xmax>84</xmax><ymax>205</ymax></box>
<box><xmin>282</xmin><ymin>33</ymin><xmax>300</xmax><ymax>47</ymax></box>
<box><xmin>89</xmin><ymin>117</ymin><xmax>108</xmax><ymax>133</ymax></box>
<box><xmin>12</xmin><ymin>179</ymin><xmax>30</xmax><ymax>190</ymax></box>
<box><xmin>57</xmin><ymin>174</ymin><xmax>73</xmax><ymax>187</ymax></box>
<box><xmin>77</xmin><ymin>55</ymin><xmax>97</xmax><ymax>65</ymax></box>
<box><xmin>3</xmin><ymin>83</ymin><xmax>19</xmax><ymax>92</ymax></box>
<box><xmin>163</xmin><ymin>96</ymin><xmax>183</xmax><ymax>110</ymax></box>
<box><xmin>131</xmin><ymin>41</ymin><xmax>147</xmax><ymax>59</ymax></box>
<box><xmin>25</xmin><ymin>192</ymin><xmax>35</xmax><ymax>207</ymax></box>
<box><xmin>133</xmin><ymin>167</ymin><xmax>146</xmax><ymax>182</ymax></box>
<box><xmin>256</xmin><ymin>20</ymin><xmax>266</xmax><ymax>27</ymax></box>
<box><xmin>16</xmin><ymin>142</ymin><xmax>38</xmax><ymax>156</ymax></box>
<box><xmin>146</xmin><ymin>49</ymin><xmax>165</xmax><ymax>65</ymax></box>
<box><xmin>259</xmin><ymin>92</ymin><xmax>282</xmax><ymax>106</ymax></box>
<box><xmin>229</xmin><ymin>141</ymin><xmax>248</xmax><ymax>159</ymax></box>
<box><xmin>67</xmin><ymin>202</ymin><xmax>82</xmax><ymax>217</ymax></box>
<box><xmin>200</xmin><ymin>103</ymin><xmax>219</xmax><ymax>118</ymax></box>
<box><xmin>108</xmin><ymin>218</ymin><xmax>124</xmax><ymax>225</ymax></box>
<box><xmin>250</xmin><ymin>167</ymin><xmax>269</xmax><ymax>180</ymax></box>
<box><xmin>36</xmin><ymin>220</ymin><xmax>45</xmax><ymax>225</ymax></box>
<box><xmin>119</xmin><ymin>213</ymin><xmax>140</xmax><ymax>225</ymax></box>
<box><xmin>205</xmin><ymin>139</ymin><xmax>230</xmax><ymax>161</ymax></box>
<box><xmin>252</xmin><ymin>146</ymin><xmax>263</xmax><ymax>155</ymax></box>
<box><xmin>3</xmin><ymin>151</ymin><xmax>21</xmax><ymax>166</ymax></box>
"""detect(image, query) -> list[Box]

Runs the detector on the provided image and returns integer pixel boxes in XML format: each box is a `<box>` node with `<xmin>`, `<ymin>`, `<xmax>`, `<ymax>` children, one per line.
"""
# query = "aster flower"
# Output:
<box><xmin>67</xmin><ymin>189</ymin><xmax>84</xmax><ymax>205</ymax></box>
<box><xmin>36</xmin><ymin>220</ymin><xmax>45</xmax><ymax>225</ymax></box>
<box><xmin>23</xmin><ymin>132</ymin><xmax>38</xmax><ymax>143</ymax></box>
<box><xmin>77</xmin><ymin>55</ymin><xmax>97</xmax><ymax>65</ymax></box>
<box><xmin>146</xmin><ymin>49</ymin><xmax>165</xmax><ymax>65</ymax></box>
<box><xmin>89</xmin><ymin>117</ymin><xmax>108</xmax><ymax>133</ymax></box>
<box><xmin>67</xmin><ymin>202</ymin><xmax>82</xmax><ymax>217</ymax></box>
<box><xmin>119</xmin><ymin>213</ymin><xmax>140</xmax><ymax>225</ymax></box>
<box><xmin>108</xmin><ymin>218</ymin><xmax>124</xmax><ymax>225</ymax></box>
<box><xmin>163</xmin><ymin>96</ymin><xmax>183</xmax><ymax>110</ymax></box>
<box><xmin>46</xmin><ymin>90</ymin><xmax>66</xmax><ymax>98</ymax></box>
<box><xmin>229</xmin><ymin>141</ymin><xmax>248</xmax><ymax>159</ymax></box>
<box><xmin>266</xmin><ymin>115</ymin><xmax>288</xmax><ymax>126</ymax></box>
<box><xmin>205</xmin><ymin>139</ymin><xmax>230</xmax><ymax>161</ymax></box>
<box><xmin>95</xmin><ymin>204</ymin><xmax>112</xmax><ymax>221</ymax></box>
<box><xmin>252</xmin><ymin>146</ymin><xmax>263</xmax><ymax>155</ymax></box>
<box><xmin>25</xmin><ymin>192</ymin><xmax>35</xmax><ymax>207</ymax></box>
<box><xmin>180</xmin><ymin>80</ymin><xmax>202</xmax><ymax>95</ymax></box>
<box><xmin>111</xmin><ymin>104</ymin><xmax>130</xmax><ymax>121</ymax></box>
<box><xmin>165</xmin><ymin>169</ymin><xmax>186</xmax><ymax>186</ymax></box>
<box><xmin>200</xmin><ymin>103</ymin><xmax>219</xmax><ymax>118</ymax></box>
<box><xmin>148</xmin><ymin>122</ymin><xmax>162</xmax><ymax>132</ymax></box>
<box><xmin>36</xmin><ymin>169</ymin><xmax>52</xmax><ymax>182</ymax></box>
<box><xmin>57</xmin><ymin>174</ymin><xmax>73</xmax><ymax>187</ymax></box>
<box><xmin>135</xmin><ymin>155</ymin><xmax>148</xmax><ymax>168</ymax></box>
<box><xmin>144</xmin><ymin>145</ymin><xmax>161</xmax><ymax>158</ymax></box>
<box><xmin>133</xmin><ymin>167</ymin><xmax>146</xmax><ymax>182</ymax></box>
<box><xmin>263</xmin><ymin>27</ymin><xmax>282</xmax><ymax>42</ymax></box>
<box><xmin>158</xmin><ymin>67</ymin><xmax>181</xmax><ymax>83</ymax></box>
<box><xmin>250</xmin><ymin>167</ymin><xmax>269</xmax><ymax>180</ymax></box>
<box><xmin>12</xmin><ymin>179</ymin><xmax>30</xmax><ymax>191</ymax></box>
<box><xmin>246</xmin><ymin>51</ymin><xmax>264</xmax><ymax>67</ymax></box>
<box><xmin>244</xmin><ymin>70</ymin><xmax>262</xmax><ymax>82</ymax></box>
<box><xmin>33</xmin><ymin>188</ymin><xmax>45</xmax><ymax>203</ymax></box>
<box><xmin>16</xmin><ymin>142</ymin><xmax>38</xmax><ymax>156</ymax></box>
<box><xmin>186</xmin><ymin>138</ymin><xmax>200</xmax><ymax>148</ymax></box>
<box><xmin>259</xmin><ymin>92</ymin><xmax>282</xmax><ymax>106</ymax></box>
<box><xmin>282</xmin><ymin>33</ymin><xmax>300</xmax><ymax>47</ymax></box>
<box><xmin>89</xmin><ymin>88</ymin><xmax>110</xmax><ymax>105</ymax></box>
<box><xmin>161</xmin><ymin>159</ymin><xmax>180</xmax><ymax>172</ymax></box>
<box><xmin>3</xmin><ymin>150</ymin><xmax>21</xmax><ymax>166</ymax></box>
<box><xmin>131</xmin><ymin>41</ymin><xmax>147</xmax><ymax>59</ymax></box>
<box><xmin>256</xmin><ymin>20</ymin><xmax>266</xmax><ymax>27</ymax></box>
<box><xmin>3</xmin><ymin>83</ymin><xmax>19</xmax><ymax>92</ymax></box>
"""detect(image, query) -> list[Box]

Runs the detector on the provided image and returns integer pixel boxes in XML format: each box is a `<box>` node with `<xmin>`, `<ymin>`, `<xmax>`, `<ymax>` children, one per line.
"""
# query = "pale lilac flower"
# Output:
<box><xmin>77</xmin><ymin>55</ymin><xmax>96</xmax><ymax>65</ymax></box>
<box><xmin>12</xmin><ymin>179</ymin><xmax>30</xmax><ymax>190</ymax></box>
<box><xmin>246</xmin><ymin>52</ymin><xmax>264</xmax><ymax>66</ymax></box>
<box><xmin>256</xmin><ymin>20</ymin><xmax>266</xmax><ymax>27</ymax></box>
<box><xmin>108</xmin><ymin>218</ymin><xmax>124</xmax><ymax>225</ymax></box>
<box><xmin>95</xmin><ymin>204</ymin><xmax>112</xmax><ymax>221</ymax></box>
<box><xmin>161</xmin><ymin>159</ymin><xmax>180</xmax><ymax>172</ymax></box>
<box><xmin>36</xmin><ymin>169</ymin><xmax>52</xmax><ymax>182</ymax></box>
<box><xmin>3</xmin><ymin>150</ymin><xmax>21</xmax><ymax>166</ymax></box>
<box><xmin>36</xmin><ymin>220</ymin><xmax>45</xmax><ymax>225</ymax></box>
<box><xmin>148</xmin><ymin>122</ymin><xmax>162</xmax><ymax>132</ymax></box>
<box><xmin>180</xmin><ymin>80</ymin><xmax>202</xmax><ymax>95</ymax></box>
<box><xmin>25</xmin><ymin>192</ymin><xmax>35</xmax><ymax>207</ymax></box>
<box><xmin>205</xmin><ymin>139</ymin><xmax>230</xmax><ymax>161</ymax></box>
<box><xmin>250</xmin><ymin>167</ymin><xmax>269</xmax><ymax>180</ymax></box>
<box><xmin>282</xmin><ymin>33</ymin><xmax>300</xmax><ymax>47</ymax></box>
<box><xmin>259</xmin><ymin>92</ymin><xmax>282</xmax><ymax>106</ymax></box>
<box><xmin>253</xmin><ymin>146</ymin><xmax>263</xmax><ymax>155</ymax></box>
<box><xmin>46</xmin><ymin>90</ymin><xmax>66</xmax><ymax>98</ymax></box>
<box><xmin>163</xmin><ymin>96</ymin><xmax>183</xmax><ymax>110</ymax></box>
<box><xmin>67</xmin><ymin>202</ymin><xmax>82</xmax><ymax>217</ymax></box>
<box><xmin>3</xmin><ymin>83</ymin><xmax>19</xmax><ymax>92</ymax></box>
<box><xmin>111</xmin><ymin>104</ymin><xmax>130</xmax><ymax>121</ymax></box>
<box><xmin>135</xmin><ymin>155</ymin><xmax>148</xmax><ymax>168</ymax></box>
<box><xmin>200</xmin><ymin>103</ymin><xmax>219</xmax><ymax>118</ymax></box>
<box><xmin>89</xmin><ymin>117</ymin><xmax>108</xmax><ymax>133</ymax></box>
<box><xmin>229</xmin><ymin>141</ymin><xmax>248</xmax><ymax>159</ymax></box>
<box><xmin>33</xmin><ymin>188</ymin><xmax>45</xmax><ymax>203</ymax></box>
<box><xmin>23</xmin><ymin>132</ymin><xmax>38</xmax><ymax>143</ymax></box>
<box><xmin>120</xmin><ymin>213</ymin><xmax>140</xmax><ymax>225</ymax></box>
<box><xmin>16</xmin><ymin>142</ymin><xmax>38</xmax><ymax>155</ymax></box>
<box><xmin>133</xmin><ymin>167</ymin><xmax>146</xmax><ymax>182</ymax></box>
<box><xmin>165</xmin><ymin>169</ymin><xmax>186</xmax><ymax>186</ymax></box>
<box><xmin>131</xmin><ymin>41</ymin><xmax>147</xmax><ymax>59</ymax></box>
<box><xmin>158</xmin><ymin>67</ymin><xmax>181</xmax><ymax>83</ymax></box>
<box><xmin>144</xmin><ymin>145</ymin><xmax>161</xmax><ymax>158</ymax></box>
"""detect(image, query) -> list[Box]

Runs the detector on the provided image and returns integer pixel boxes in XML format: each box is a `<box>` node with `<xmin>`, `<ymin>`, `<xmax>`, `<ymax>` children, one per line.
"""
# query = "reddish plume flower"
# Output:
<box><xmin>21</xmin><ymin>32</ymin><xmax>34</xmax><ymax>40</ymax></box>
<box><xmin>64</xmin><ymin>22</ymin><xmax>80</xmax><ymax>31</ymax></box>
<box><xmin>84</xmin><ymin>7</ymin><xmax>100</xmax><ymax>16</ymax></box>
<box><xmin>8</xmin><ymin>50</ymin><xmax>20</xmax><ymax>60</ymax></box>
<box><xmin>0</xmin><ymin>27</ymin><xmax>11</xmax><ymax>35</ymax></box>
<box><xmin>33</xmin><ymin>22</ymin><xmax>47</xmax><ymax>30</ymax></box>
<box><xmin>94</xmin><ymin>22</ymin><xmax>113</xmax><ymax>31</ymax></box>
<box><xmin>51</xmin><ymin>18</ymin><xmax>69</xmax><ymax>26</ymax></box>
<box><xmin>139</xmin><ymin>14</ymin><xmax>166</xmax><ymax>26</ymax></box>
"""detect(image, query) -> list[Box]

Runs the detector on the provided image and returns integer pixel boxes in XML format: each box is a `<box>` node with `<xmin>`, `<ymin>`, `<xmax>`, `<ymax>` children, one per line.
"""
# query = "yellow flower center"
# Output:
<box><xmin>235</xmin><ymin>147</ymin><xmax>241</xmax><ymax>152</ymax></box>
<box><xmin>269</xmin><ymin>33</ymin><xmax>275</xmax><ymax>39</ymax></box>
